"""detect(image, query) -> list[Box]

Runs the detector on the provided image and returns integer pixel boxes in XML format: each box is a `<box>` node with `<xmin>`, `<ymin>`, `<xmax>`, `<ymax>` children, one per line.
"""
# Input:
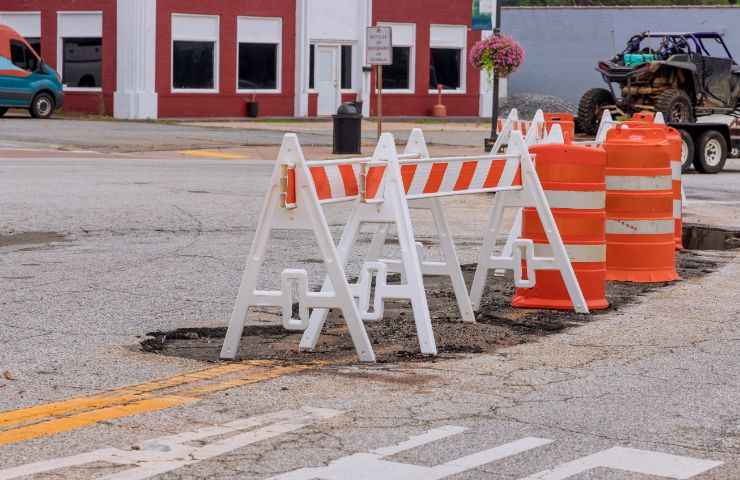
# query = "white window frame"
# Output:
<box><xmin>307</xmin><ymin>41</ymin><xmax>357</xmax><ymax>94</ymax></box>
<box><xmin>57</xmin><ymin>11</ymin><xmax>104</xmax><ymax>93</ymax></box>
<box><xmin>236</xmin><ymin>16</ymin><xmax>282</xmax><ymax>95</ymax></box>
<box><xmin>429</xmin><ymin>24</ymin><xmax>467</xmax><ymax>95</ymax></box>
<box><xmin>0</xmin><ymin>11</ymin><xmax>41</xmax><ymax>38</ymax></box>
<box><xmin>377</xmin><ymin>23</ymin><xmax>415</xmax><ymax>94</ymax></box>
<box><xmin>171</xmin><ymin>13</ymin><xmax>220</xmax><ymax>94</ymax></box>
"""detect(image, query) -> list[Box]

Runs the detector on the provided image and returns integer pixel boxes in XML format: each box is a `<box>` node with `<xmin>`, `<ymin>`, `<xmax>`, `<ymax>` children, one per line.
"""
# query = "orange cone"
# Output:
<box><xmin>513</xmin><ymin>143</ymin><xmax>608</xmax><ymax>310</ymax></box>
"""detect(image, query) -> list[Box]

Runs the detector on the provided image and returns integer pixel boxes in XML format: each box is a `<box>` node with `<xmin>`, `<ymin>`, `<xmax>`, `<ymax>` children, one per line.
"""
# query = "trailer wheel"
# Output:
<box><xmin>679</xmin><ymin>129</ymin><xmax>694</xmax><ymax>173</ymax></box>
<box><xmin>694</xmin><ymin>130</ymin><xmax>727</xmax><ymax>174</ymax></box>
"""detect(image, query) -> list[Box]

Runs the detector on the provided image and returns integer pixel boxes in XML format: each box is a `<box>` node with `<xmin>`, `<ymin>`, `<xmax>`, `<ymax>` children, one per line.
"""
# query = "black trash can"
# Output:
<box><xmin>333</xmin><ymin>102</ymin><xmax>363</xmax><ymax>154</ymax></box>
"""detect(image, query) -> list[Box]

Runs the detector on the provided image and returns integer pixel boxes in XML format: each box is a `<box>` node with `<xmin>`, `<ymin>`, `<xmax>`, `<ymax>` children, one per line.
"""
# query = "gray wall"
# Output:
<box><xmin>503</xmin><ymin>6</ymin><xmax>740</xmax><ymax>103</ymax></box>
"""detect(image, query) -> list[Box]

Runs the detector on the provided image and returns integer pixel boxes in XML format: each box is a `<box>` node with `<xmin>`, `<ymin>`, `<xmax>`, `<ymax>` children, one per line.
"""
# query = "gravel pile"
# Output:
<box><xmin>500</xmin><ymin>93</ymin><xmax>577</xmax><ymax>120</ymax></box>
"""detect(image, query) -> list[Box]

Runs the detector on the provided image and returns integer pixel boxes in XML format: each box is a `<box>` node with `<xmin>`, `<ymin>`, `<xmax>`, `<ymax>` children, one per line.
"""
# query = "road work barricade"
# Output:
<box><xmin>603</xmin><ymin>125</ymin><xmax>679</xmax><ymax>282</ymax></box>
<box><xmin>221</xmin><ymin>128</ymin><xmax>588</xmax><ymax>362</ymax></box>
<box><xmin>544</xmin><ymin>112</ymin><xmax>576</xmax><ymax>143</ymax></box>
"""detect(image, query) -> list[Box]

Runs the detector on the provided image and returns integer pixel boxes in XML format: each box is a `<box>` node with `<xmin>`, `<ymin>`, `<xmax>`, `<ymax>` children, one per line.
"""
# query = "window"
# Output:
<box><xmin>429</xmin><ymin>48</ymin><xmax>461</xmax><ymax>90</ymax></box>
<box><xmin>237</xmin><ymin>17</ymin><xmax>281</xmax><ymax>92</ymax></box>
<box><xmin>383</xmin><ymin>47</ymin><xmax>411</xmax><ymax>90</ymax></box>
<box><xmin>57</xmin><ymin>12</ymin><xmax>103</xmax><ymax>90</ymax></box>
<box><xmin>429</xmin><ymin>25</ymin><xmax>466</xmax><ymax>92</ymax></box>
<box><xmin>62</xmin><ymin>38</ymin><xmax>102</xmax><ymax>88</ymax></box>
<box><xmin>379</xmin><ymin>23</ymin><xmax>415</xmax><ymax>92</ymax></box>
<box><xmin>341</xmin><ymin>45</ymin><xmax>352</xmax><ymax>90</ymax></box>
<box><xmin>173</xmin><ymin>41</ymin><xmax>215</xmax><ymax>90</ymax></box>
<box><xmin>238</xmin><ymin>44</ymin><xmax>277</xmax><ymax>90</ymax></box>
<box><xmin>26</xmin><ymin>37</ymin><xmax>41</xmax><ymax>56</ymax></box>
<box><xmin>171</xmin><ymin>14</ymin><xmax>219</xmax><ymax>92</ymax></box>
<box><xmin>10</xmin><ymin>39</ymin><xmax>39</xmax><ymax>72</ymax></box>
<box><xmin>0</xmin><ymin>12</ymin><xmax>41</xmax><ymax>55</ymax></box>
<box><xmin>309</xmin><ymin>45</ymin><xmax>315</xmax><ymax>89</ymax></box>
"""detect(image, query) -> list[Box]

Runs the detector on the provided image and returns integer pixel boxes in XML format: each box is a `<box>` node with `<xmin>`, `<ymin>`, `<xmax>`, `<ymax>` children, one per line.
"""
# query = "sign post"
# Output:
<box><xmin>366</xmin><ymin>26</ymin><xmax>393</xmax><ymax>140</ymax></box>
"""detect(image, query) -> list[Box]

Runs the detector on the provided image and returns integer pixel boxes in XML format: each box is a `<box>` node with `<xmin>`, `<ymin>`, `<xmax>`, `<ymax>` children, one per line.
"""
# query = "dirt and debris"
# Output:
<box><xmin>141</xmin><ymin>249</ymin><xmax>732</xmax><ymax>365</ymax></box>
<box><xmin>0</xmin><ymin>231</ymin><xmax>67</xmax><ymax>249</ymax></box>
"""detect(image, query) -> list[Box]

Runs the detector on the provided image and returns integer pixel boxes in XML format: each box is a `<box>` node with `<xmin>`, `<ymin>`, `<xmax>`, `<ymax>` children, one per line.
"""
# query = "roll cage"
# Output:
<box><xmin>624</xmin><ymin>32</ymin><xmax>735</xmax><ymax>63</ymax></box>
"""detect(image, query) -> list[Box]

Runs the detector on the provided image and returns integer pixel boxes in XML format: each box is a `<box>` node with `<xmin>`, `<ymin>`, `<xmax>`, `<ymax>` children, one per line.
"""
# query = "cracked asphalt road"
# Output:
<box><xmin>1</xmin><ymin>147</ymin><xmax>739</xmax><ymax>478</ymax></box>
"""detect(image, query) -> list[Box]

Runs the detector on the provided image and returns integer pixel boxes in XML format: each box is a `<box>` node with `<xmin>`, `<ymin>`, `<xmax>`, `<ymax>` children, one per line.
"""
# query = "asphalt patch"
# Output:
<box><xmin>140</xmin><ymin>249</ymin><xmax>732</xmax><ymax>364</ymax></box>
<box><xmin>0</xmin><ymin>231</ymin><xmax>67</xmax><ymax>249</ymax></box>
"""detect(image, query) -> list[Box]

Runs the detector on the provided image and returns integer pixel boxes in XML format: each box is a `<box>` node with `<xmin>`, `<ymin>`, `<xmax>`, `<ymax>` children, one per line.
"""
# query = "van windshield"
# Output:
<box><xmin>10</xmin><ymin>39</ymin><xmax>40</xmax><ymax>72</ymax></box>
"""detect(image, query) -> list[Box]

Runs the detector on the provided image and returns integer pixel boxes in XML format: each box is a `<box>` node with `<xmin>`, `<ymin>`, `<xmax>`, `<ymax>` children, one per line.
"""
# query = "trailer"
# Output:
<box><xmin>670</xmin><ymin>114</ymin><xmax>740</xmax><ymax>174</ymax></box>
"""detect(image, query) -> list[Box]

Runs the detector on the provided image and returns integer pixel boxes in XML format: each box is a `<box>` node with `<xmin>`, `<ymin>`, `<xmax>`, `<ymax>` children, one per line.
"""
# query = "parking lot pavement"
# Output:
<box><xmin>1</xmin><ymin>149</ymin><xmax>739</xmax><ymax>478</ymax></box>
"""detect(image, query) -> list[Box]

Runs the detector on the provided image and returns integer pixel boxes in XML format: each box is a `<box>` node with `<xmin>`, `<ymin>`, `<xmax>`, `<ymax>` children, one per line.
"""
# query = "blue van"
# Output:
<box><xmin>0</xmin><ymin>24</ymin><xmax>64</xmax><ymax>119</ymax></box>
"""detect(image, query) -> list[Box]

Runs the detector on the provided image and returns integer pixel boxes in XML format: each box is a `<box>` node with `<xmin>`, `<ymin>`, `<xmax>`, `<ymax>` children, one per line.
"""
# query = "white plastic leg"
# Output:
<box><xmin>495</xmin><ymin>207</ymin><xmax>522</xmax><ymax>277</ymax></box>
<box><xmin>470</xmin><ymin>191</ymin><xmax>509</xmax><ymax>311</ymax></box>
<box><xmin>220</xmin><ymin>184</ymin><xmax>282</xmax><ymax>360</ymax></box>
<box><xmin>299</xmin><ymin>208</ymin><xmax>363</xmax><ymax>352</ymax></box>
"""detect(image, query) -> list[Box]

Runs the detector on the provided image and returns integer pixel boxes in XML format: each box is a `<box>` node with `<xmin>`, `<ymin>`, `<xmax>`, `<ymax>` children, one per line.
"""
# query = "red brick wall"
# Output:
<box><xmin>372</xmin><ymin>0</ymin><xmax>481</xmax><ymax>117</ymax></box>
<box><xmin>156</xmin><ymin>0</ymin><xmax>295</xmax><ymax>118</ymax></box>
<box><xmin>2</xmin><ymin>0</ymin><xmax>116</xmax><ymax>115</ymax></box>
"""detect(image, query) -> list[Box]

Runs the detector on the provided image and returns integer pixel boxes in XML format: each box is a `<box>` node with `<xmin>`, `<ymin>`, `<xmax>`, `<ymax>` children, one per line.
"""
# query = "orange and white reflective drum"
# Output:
<box><xmin>603</xmin><ymin>126</ymin><xmax>678</xmax><ymax>282</ymax></box>
<box><xmin>513</xmin><ymin>143</ymin><xmax>608</xmax><ymax>310</ymax></box>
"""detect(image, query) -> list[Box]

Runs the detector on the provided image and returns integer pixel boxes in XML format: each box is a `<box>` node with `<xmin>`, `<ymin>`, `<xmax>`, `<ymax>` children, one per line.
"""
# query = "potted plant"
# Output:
<box><xmin>246</xmin><ymin>94</ymin><xmax>259</xmax><ymax>118</ymax></box>
<box><xmin>469</xmin><ymin>33</ymin><xmax>525</xmax><ymax>80</ymax></box>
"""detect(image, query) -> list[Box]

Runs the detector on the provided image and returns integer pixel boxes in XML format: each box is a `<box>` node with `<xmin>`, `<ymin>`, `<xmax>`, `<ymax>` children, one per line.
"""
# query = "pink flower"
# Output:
<box><xmin>470</xmin><ymin>34</ymin><xmax>525</xmax><ymax>78</ymax></box>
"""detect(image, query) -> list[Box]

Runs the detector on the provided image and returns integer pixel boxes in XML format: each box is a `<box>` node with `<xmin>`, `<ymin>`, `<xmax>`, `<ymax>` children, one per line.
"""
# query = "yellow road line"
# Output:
<box><xmin>0</xmin><ymin>396</ymin><xmax>191</xmax><ymax>445</ymax></box>
<box><xmin>181</xmin><ymin>150</ymin><xmax>249</xmax><ymax>160</ymax></box>
<box><xmin>0</xmin><ymin>361</ymin><xmax>323</xmax><ymax>446</ymax></box>
<box><xmin>0</xmin><ymin>363</ymin><xmax>257</xmax><ymax>429</ymax></box>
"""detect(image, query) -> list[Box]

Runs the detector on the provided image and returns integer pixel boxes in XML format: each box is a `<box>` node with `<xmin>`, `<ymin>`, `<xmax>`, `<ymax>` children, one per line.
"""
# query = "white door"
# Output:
<box><xmin>316</xmin><ymin>46</ymin><xmax>340</xmax><ymax>116</ymax></box>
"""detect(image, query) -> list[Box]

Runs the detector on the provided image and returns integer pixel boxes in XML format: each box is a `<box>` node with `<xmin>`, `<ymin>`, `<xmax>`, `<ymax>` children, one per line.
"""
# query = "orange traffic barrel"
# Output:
<box><xmin>603</xmin><ymin>126</ymin><xmax>678</xmax><ymax>282</ymax></box>
<box><xmin>544</xmin><ymin>112</ymin><xmax>576</xmax><ymax>143</ymax></box>
<box><xmin>512</xmin><ymin>143</ymin><xmax>608</xmax><ymax>310</ymax></box>
<box><xmin>624</xmin><ymin>116</ymin><xmax>684</xmax><ymax>250</ymax></box>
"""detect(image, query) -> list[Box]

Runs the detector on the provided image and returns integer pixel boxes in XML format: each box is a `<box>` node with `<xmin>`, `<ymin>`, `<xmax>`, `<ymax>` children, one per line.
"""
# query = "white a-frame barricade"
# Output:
<box><xmin>469</xmin><ymin>129</ymin><xmax>590</xmax><ymax>314</ymax></box>
<box><xmin>299</xmin><ymin>133</ymin><xmax>439</xmax><ymax>356</ymax></box>
<box><xmin>299</xmin><ymin>128</ymin><xmax>476</xmax><ymax>359</ymax></box>
<box><xmin>219</xmin><ymin>134</ymin><xmax>377</xmax><ymax>362</ymax></box>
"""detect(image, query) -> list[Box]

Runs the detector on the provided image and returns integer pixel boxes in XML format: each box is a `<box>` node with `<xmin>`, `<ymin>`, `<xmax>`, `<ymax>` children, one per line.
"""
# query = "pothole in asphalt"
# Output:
<box><xmin>683</xmin><ymin>223</ymin><xmax>740</xmax><ymax>250</ymax></box>
<box><xmin>0</xmin><ymin>231</ymin><xmax>67</xmax><ymax>249</ymax></box>
<box><xmin>140</xmin><ymin>234</ymin><xmax>735</xmax><ymax>364</ymax></box>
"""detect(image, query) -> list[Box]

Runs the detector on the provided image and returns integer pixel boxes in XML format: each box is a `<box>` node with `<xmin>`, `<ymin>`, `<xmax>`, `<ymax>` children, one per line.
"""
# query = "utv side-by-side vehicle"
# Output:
<box><xmin>578</xmin><ymin>31</ymin><xmax>740</xmax><ymax>173</ymax></box>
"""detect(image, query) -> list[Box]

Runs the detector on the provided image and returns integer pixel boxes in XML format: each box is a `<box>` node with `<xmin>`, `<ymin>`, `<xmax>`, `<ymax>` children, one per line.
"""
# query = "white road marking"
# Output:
<box><xmin>521</xmin><ymin>446</ymin><xmax>723</xmax><ymax>480</ymax></box>
<box><xmin>0</xmin><ymin>407</ymin><xmax>343</xmax><ymax>480</ymax></box>
<box><xmin>266</xmin><ymin>429</ymin><xmax>552</xmax><ymax>480</ymax></box>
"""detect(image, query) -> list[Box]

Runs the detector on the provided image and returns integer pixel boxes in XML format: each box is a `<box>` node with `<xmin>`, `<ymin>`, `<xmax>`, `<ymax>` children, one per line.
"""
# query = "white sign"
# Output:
<box><xmin>480</xmin><ymin>0</ymin><xmax>494</xmax><ymax>14</ymax></box>
<box><xmin>366</xmin><ymin>26</ymin><xmax>393</xmax><ymax>65</ymax></box>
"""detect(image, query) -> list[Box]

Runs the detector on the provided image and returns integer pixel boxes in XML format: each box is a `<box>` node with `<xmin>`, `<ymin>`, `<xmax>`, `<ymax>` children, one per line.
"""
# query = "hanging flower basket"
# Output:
<box><xmin>469</xmin><ymin>33</ymin><xmax>525</xmax><ymax>78</ymax></box>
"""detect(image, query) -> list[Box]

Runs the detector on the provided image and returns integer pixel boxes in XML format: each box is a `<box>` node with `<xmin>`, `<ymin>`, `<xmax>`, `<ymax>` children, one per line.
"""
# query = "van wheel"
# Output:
<box><xmin>30</xmin><ymin>93</ymin><xmax>55</xmax><ymax>119</ymax></box>
<box><xmin>0</xmin><ymin>107</ymin><xmax>7</xmax><ymax>118</ymax></box>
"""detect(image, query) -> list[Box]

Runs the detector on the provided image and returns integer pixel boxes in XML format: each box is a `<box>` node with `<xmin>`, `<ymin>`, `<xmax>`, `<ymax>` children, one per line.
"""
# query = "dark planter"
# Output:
<box><xmin>246</xmin><ymin>101</ymin><xmax>259</xmax><ymax>118</ymax></box>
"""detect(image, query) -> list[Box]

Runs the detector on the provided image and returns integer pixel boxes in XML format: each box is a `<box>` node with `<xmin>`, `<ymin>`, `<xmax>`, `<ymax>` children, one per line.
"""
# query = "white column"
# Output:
<box><xmin>359</xmin><ymin>0</ymin><xmax>372</xmax><ymax>118</ymax></box>
<box><xmin>114</xmin><ymin>0</ymin><xmax>158</xmax><ymax>119</ymax></box>
<box><xmin>295</xmin><ymin>0</ymin><xmax>309</xmax><ymax>117</ymax></box>
<box><xmin>478</xmin><ymin>30</ymin><xmax>508</xmax><ymax>118</ymax></box>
